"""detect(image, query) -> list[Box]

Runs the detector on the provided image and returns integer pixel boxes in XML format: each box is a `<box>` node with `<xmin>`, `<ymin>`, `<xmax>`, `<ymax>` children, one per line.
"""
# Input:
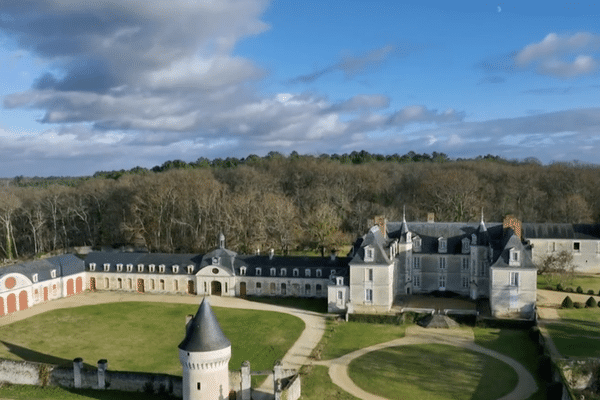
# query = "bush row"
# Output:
<box><xmin>561</xmin><ymin>296</ymin><xmax>599</xmax><ymax>309</ymax></box>
<box><xmin>549</xmin><ymin>284</ymin><xmax>600</xmax><ymax>296</ymax></box>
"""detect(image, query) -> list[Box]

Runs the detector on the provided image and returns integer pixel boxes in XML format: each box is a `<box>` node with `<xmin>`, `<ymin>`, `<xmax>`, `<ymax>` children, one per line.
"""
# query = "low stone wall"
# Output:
<box><xmin>0</xmin><ymin>359</ymin><xmax>49</xmax><ymax>386</ymax></box>
<box><xmin>280</xmin><ymin>373</ymin><xmax>301</xmax><ymax>400</ymax></box>
<box><xmin>534</xmin><ymin>326</ymin><xmax>576</xmax><ymax>400</ymax></box>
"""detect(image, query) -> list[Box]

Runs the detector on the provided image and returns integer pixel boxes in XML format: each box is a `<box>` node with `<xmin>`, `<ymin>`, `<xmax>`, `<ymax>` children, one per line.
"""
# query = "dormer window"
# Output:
<box><xmin>212</xmin><ymin>257</ymin><xmax>220</xmax><ymax>265</ymax></box>
<box><xmin>461</xmin><ymin>238</ymin><xmax>470</xmax><ymax>254</ymax></box>
<box><xmin>438</xmin><ymin>237</ymin><xmax>447</xmax><ymax>253</ymax></box>
<box><xmin>240</xmin><ymin>267</ymin><xmax>246</xmax><ymax>276</ymax></box>
<box><xmin>137</xmin><ymin>264</ymin><xmax>144</xmax><ymax>273</ymax></box>
<box><xmin>187</xmin><ymin>265</ymin><xmax>194</xmax><ymax>274</ymax></box>
<box><xmin>316</xmin><ymin>269</ymin><xmax>322</xmax><ymax>278</ymax></box>
<box><xmin>270</xmin><ymin>268</ymin><xmax>276</xmax><ymax>277</ymax></box>
<box><xmin>126</xmin><ymin>264</ymin><xmax>133</xmax><ymax>272</ymax></box>
<box><xmin>117</xmin><ymin>264</ymin><xmax>123</xmax><ymax>272</ymax></box>
<box><xmin>293</xmin><ymin>268</ymin><xmax>299</xmax><ymax>277</ymax></box>
<box><xmin>149</xmin><ymin>264</ymin><xmax>155</xmax><ymax>273</ymax></box>
<box><xmin>256</xmin><ymin>267</ymin><xmax>262</xmax><ymax>276</ymax></box>
<box><xmin>509</xmin><ymin>248</ymin><xmax>520</xmax><ymax>266</ymax></box>
<box><xmin>406</xmin><ymin>231</ymin><xmax>412</xmax><ymax>243</ymax></box>
<box><xmin>413</xmin><ymin>236</ymin><xmax>422</xmax><ymax>252</ymax></box>
<box><xmin>159</xmin><ymin>264</ymin><xmax>165</xmax><ymax>273</ymax></box>
<box><xmin>51</xmin><ymin>269</ymin><xmax>57</xmax><ymax>279</ymax></box>
<box><xmin>364</xmin><ymin>246</ymin><xmax>374</xmax><ymax>262</ymax></box>
<box><xmin>172</xmin><ymin>265</ymin><xmax>179</xmax><ymax>274</ymax></box>
<box><xmin>280</xmin><ymin>268</ymin><xmax>286</xmax><ymax>277</ymax></box>
<box><xmin>89</xmin><ymin>263</ymin><xmax>96</xmax><ymax>272</ymax></box>
<box><xmin>336</xmin><ymin>277</ymin><xmax>343</xmax><ymax>286</ymax></box>
<box><xmin>103</xmin><ymin>263</ymin><xmax>110</xmax><ymax>272</ymax></box>
<box><xmin>471</xmin><ymin>233</ymin><xmax>477</xmax><ymax>245</ymax></box>
<box><xmin>32</xmin><ymin>274</ymin><xmax>38</xmax><ymax>283</ymax></box>
<box><xmin>305</xmin><ymin>269</ymin><xmax>311</xmax><ymax>277</ymax></box>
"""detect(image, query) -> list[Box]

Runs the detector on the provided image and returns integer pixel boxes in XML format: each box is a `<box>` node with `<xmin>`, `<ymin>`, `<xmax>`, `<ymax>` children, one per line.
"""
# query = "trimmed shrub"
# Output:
<box><xmin>588</xmin><ymin>289</ymin><xmax>595</xmax><ymax>295</ymax></box>
<box><xmin>573</xmin><ymin>302</ymin><xmax>584</xmax><ymax>309</ymax></box>
<box><xmin>561</xmin><ymin>296</ymin><xmax>574</xmax><ymax>309</ymax></box>
<box><xmin>576</xmin><ymin>286</ymin><xmax>584</xmax><ymax>294</ymax></box>
<box><xmin>556</xmin><ymin>283</ymin><xmax>563</xmax><ymax>292</ymax></box>
<box><xmin>545</xmin><ymin>286</ymin><xmax>553</xmax><ymax>291</ymax></box>
<box><xmin>566</xmin><ymin>287</ymin><xmax>574</xmax><ymax>293</ymax></box>
<box><xmin>586</xmin><ymin>297</ymin><xmax>597</xmax><ymax>308</ymax></box>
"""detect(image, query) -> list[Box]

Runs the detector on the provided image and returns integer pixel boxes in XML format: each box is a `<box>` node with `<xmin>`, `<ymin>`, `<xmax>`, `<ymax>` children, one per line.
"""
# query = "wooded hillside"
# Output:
<box><xmin>0</xmin><ymin>152</ymin><xmax>598</xmax><ymax>260</ymax></box>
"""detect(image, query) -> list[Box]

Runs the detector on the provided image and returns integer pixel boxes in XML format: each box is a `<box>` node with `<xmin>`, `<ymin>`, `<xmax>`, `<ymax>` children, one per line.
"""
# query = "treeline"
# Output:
<box><xmin>0</xmin><ymin>151</ymin><xmax>599</xmax><ymax>260</ymax></box>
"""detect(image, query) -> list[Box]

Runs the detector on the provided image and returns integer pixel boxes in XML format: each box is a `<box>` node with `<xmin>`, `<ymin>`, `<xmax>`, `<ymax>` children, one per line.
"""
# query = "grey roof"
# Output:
<box><xmin>179</xmin><ymin>298</ymin><xmax>231</xmax><ymax>352</ymax></box>
<box><xmin>85</xmin><ymin>252</ymin><xmax>201</xmax><ymax>275</ymax></box>
<box><xmin>522</xmin><ymin>223</ymin><xmax>600</xmax><ymax>240</ymax></box>
<box><xmin>350</xmin><ymin>225</ymin><xmax>392</xmax><ymax>265</ymax></box>
<box><xmin>0</xmin><ymin>254</ymin><xmax>84</xmax><ymax>282</ymax></box>
<box><xmin>491</xmin><ymin>233</ymin><xmax>536</xmax><ymax>270</ymax></box>
<box><xmin>235</xmin><ymin>255</ymin><xmax>350</xmax><ymax>278</ymax></box>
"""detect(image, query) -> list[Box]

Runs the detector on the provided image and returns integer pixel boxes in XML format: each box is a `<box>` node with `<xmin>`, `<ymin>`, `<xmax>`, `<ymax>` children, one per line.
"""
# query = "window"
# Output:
<box><xmin>187</xmin><ymin>265</ymin><xmax>194</xmax><ymax>274</ymax></box>
<box><xmin>462</xmin><ymin>238</ymin><xmax>470</xmax><ymax>254</ymax></box>
<box><xmin>438</xmin><ymin>237</ymin><xmax>447</xmax><ymax>253</ymax></box>
<box><xmin>510</xmin><ymin>272</ymin><xmax>519</xmax><ymax>287</ymax></box>
<box><xmin>89</xmin><ymin>263</ymin><xmax>96</xmax><ymax>271</ymax></box>
<box><xmin>305</xmin><ymin>284</ymin><xmax>311</xmax><ymax>295</ymax></box>
<box><xmin>462</xmin><ymin>276</ymin><xmax>469</xmax><ymax>288</ymax></box>
<box><xmin>281</xmin><ymin>283</ymin><xmax>286</xmax><ymax>295</ymax></box>
<box><xmin>126</xmin><ymin>264</ymin><xmax>133</xmax><ymax>272</ymax></box>
<box><xmin>316</xmin><ymin>284</ymin><xmax>322</xmax><ymax>294</ymax></box>
<box><xmin>174</xmin><ymin>280</ymin><xmax>179</xmax><ymax>291</ymax></box>
<box><xmin>293</xmin><ymin>268</ymin><xmax>299</xmax><ymax>277</ymax></box>
<box><xmin>462</xmin><ymin>258</ymin><xmax>469</xmax><ymax>270</ymax></box>
<box><xmin>204</xmin><ymin>282</ymin><xmax>207</xmax><ymax>292</ymax></box>
<box><xmin>128</xmin><ymin>278</ymin><xmax>132</xmax><ymax>289</ymax></box>
<box><xmin>118</xmin><ymin>278</ymin><xmax>123</xmax><ymax>289</ymax></box>
<box><xmin>365</xmin><ymin>289</ymin><xmax>373</xmax><ymax>302</ymax></box>
<box><xmin>212</xmin><ymin>257</ymin><xmax>219</xmax><ymax>265</ymax></box>
<box><xmin>172</xmin><ymin>265</ymin><xmax>179</xmax><ymax>274</ymax></box>
<box><xmin>51</xmin><ymin>269</ymin><xmax>57</xmax><ymax>278</ymax></box>
<box><xmin>336</xmin><ymin>277</ymin><xmax>343</xmax><ymax>286</ymax></box>
<box><xmin>160</xmin><ymin>279</ymin><xmax>165</xmax><ymax>290</ymax></box>
<box><xmin>256</xmin><ymin>267</ymin><xmax>262</xmax><ymax>276</ymax></box>
<box><xmin>338</xmin><ymin>291</ymin><xmax>343</xmax><ymax>300</ymax></box>
<box><xmin>364</xmin><ymin>246</ymin><xmax>375</xmax><ymax>262</ymax></box>
<box><xmin>103</xmin><ymin>264</ymin><xmax>110</xmax><ymax>272</ymax></box>
<box><xmin>149</xmin><ymin>264</ymin><xmax>156</xmax><ymax>273</ymax></box>
<box><xmin>104</xmin><ymin>278</ymin><xmax>109</xmax><ymax>288</ymax></box>
<box><xmin>413</xmin><ymin>274</ymin><xmax>421</xmax><ymax>287</ymax></box>
<box><xmin>316</xmin><ymin>269</ymin><xmax>322</xmax><ymax>278</ymax></box>
<box><xmin>270</xmin><ymin>268</ymin><xmax>276</xmax><ymax>277</ymax></box>
<box><xmin>366</xmin><ymin>268</ymin><xmax>373</xmax><ymax>281</ymax></box>
<box><xmin>439</xmin><ymin>274</ymin><xmax>446</xmax><ymax>289</ymax></box>
<box><xmin>509</xmin><ymin>249</ymin><xmax>520</xmax><ymax>266</ymax></box>
<box><xmin>137</xmin><ymin>264</ymin><xmax>144</xmax><ymax>273</ymax></box>
<box><xmin>439</xmin><ymin>257</ymin><xmax>446</xmax><ymax>269</ymax></box>
<box><xmin>480</xmin><ymin>262</ymin><xmax>486</xmax><ymax>277</ymax></box>
<box><xmin>413</xmin><ymin>237</ymin><xmax>422</xmax><ymax>252</ymax></box>
<box><xmin>212</xmin><ymin>268</ymin><xmax>219</xmax><ymax>274</ymax></box>
<box><xmin>159</xmin><ymin>264</ymin><xmax>165</xmax><ymax>273</ymax></box>
<box><xmin>197</xmin><ymin>382</ymin><xmax>201</xmax><ymax>391</ymax></box>
<box><xmin>413</xmin><ymin>257</ymin><xmax>421</xmax><ymax>269</ymax></box>
<box><xmin>305</xmin><ymin>269</ymin><xmax>311</xmax><ymax>277</ymax></box>
<box><xmin>150</xmin><ymin>279</ymin><xmax>155</xmax><ymax>290</ymax></box>
<box><xmin>573</xmin><ymin>242</ymin><xmax>581</xmax><ymax>252</ymax></box>
<box><xmin>240</xmin><ymin>267</ymin><xmax>246</xmax><ymax>276</ymax></box>
<box><xmin>116</xmin><ymin>264</ymin><xmax>123</xmax><ymax>272</ymax></box>
<box><xmin>32</xmin><ymin>274</ymin><xmax>38</xmax><ymax>283</ymax></box>
<box><xmin>256</xmin><ymin>282</ymin><xmax>262</xmax><ymax>289</ymax></box>
<box><xmin>549</xmin><ymin>242</ymin><xmax>556</xmax><ymax>252</ymax></box>
<box><xmin>280</xmin><ymin>268</ymin><xmax>286</xmax><ymax>277</ymax></box>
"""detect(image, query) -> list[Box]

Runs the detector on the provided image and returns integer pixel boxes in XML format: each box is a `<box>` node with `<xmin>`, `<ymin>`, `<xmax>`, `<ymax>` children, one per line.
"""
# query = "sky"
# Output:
<box><xmin>1</xmin><ymin>0</ymin><xmax>600</xmax><ymax>177</ymax></box>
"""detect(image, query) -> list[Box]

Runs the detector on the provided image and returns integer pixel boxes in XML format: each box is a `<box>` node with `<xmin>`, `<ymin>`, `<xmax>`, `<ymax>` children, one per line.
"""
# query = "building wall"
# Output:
<box><xmin>529</xmin><ymin>238</ymin><xmax>600</xmax><ymax>273</ymax></box>
<box><xmin>489</xmin><ymin>268</ymin><xmax>537</xmax><ymax>318</ymax></box>
<box><xmin>349</xmin><ymin>263</ymin><xmax>394</xmax><ymax>313</ymax></box>
<box><xmin>234</xmin><ymin>277</ymin><xmax>329</xmax><ymax>298</ymax></box>
<box><xmin>327</xmin><ymin>284</ymin><xmax>349</xmax><ymax>313</ymax></box>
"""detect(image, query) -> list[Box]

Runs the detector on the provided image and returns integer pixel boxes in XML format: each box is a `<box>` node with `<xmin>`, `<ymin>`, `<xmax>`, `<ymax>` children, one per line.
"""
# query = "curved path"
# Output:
<box><xmin>314</xmin><ymin>325</ymin><xmax>538</xmax><ymax>400</ymax></box>
<box><xmin>0</xmin><ymin>291</ymin><xmax>327</xmax><ymax>400</ymax></box>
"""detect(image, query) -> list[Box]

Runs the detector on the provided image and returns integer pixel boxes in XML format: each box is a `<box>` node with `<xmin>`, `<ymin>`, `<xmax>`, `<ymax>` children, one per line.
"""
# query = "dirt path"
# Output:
<box><xmin>314</xmin><ymin>326</ymin><xmax>537</xmax><ymax>400</ymax></box>
<box><xmin>0</xmin><ymin>291</ymin><xmax>328</xmax><ymax>400</ymax></box>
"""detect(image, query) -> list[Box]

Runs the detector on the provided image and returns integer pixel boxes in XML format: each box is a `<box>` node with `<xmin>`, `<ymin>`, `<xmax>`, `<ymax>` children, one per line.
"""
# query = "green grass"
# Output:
<box><xmin>538</xmin><ymin>274</ymin><xmax>600</xmax><ymax>293</ymax></box>
<box><xmin>348</xmin><ymin>343</ymin><xmax>518</xmax><ymax>400</ymax></box>
<box><xmin>545</xmin><ymin>308</ymin><xmax>600</xmax><ymax>358</ymax></box>
<box><xmin>0</xmin><ymin>383</ymin><xmax>176</xmax><ymax>399</ymax></box>
<box><xmin>244</xmin><ymin>296</ymin><xmax>328</xmax><ymax>313</ymax></box>
<box><xmin>0</xmin><ymin>302</ymin><xmax>304</xmax><ymax>375</ymax></box>
<box><xmin>299</xmin><ymin>365</ymin><xmax>359</xmax><ymax>400</ymax></box>
<box><xmin>474</xmin><ymin>328</ymin><xmax>547</xmax><ymax>400</ymax></box>
<box><xmin>318</xmin><ymin>319</ymin><xmax>406</xmax><ymax>360</ymax></box>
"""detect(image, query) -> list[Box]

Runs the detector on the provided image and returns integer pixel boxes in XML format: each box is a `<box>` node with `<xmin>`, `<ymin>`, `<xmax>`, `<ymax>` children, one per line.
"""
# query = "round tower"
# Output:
<box><xmin>179</xmin><ymin>298</ymin><xmax>231</xmax><ymax>400</ymax></box>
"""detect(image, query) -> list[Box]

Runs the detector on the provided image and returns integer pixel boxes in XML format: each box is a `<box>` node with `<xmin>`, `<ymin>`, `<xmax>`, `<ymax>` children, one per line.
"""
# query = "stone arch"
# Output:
<box><xmin>211</xmin><ymin>281</ymin><xmax>222</xmax><ymax>296</ymax></box>
<box><xmin>67</xmin><ymin>279</ymin><xmax>74</xmax><ymax>296</ymax></box>
<box><xmin>76</xmin><ymin>277</ymin><xmax>83</xmax><ymax>293</ymax></box>
<box><xmin>7</xmin><ymin>294</ymin><xmax>16</xmax><ymax>314</ymax></box>
<box><xmin>18</xmin><ymin>290</ymin><xmax>28</xmax><ymax>311</ymax></box>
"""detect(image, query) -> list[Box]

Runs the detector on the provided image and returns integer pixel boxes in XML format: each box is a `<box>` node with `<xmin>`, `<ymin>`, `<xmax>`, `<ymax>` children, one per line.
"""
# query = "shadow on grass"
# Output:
<box><xmin>0</xmin><ymin>341</ymin><xmax>95</xmax><ymax>369</ymax></box>
<box><xmin>243</xmin><ymin>296</ymin><xmax>328</xmax><ymax>313</ymax></box>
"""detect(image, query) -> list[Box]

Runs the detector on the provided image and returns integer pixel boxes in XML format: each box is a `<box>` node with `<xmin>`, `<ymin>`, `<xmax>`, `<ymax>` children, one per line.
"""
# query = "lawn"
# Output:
<box><xmin>315</xmin><ymin>318</ymin><xmax>406</xmax><ymax>360</ymax></box>
<box><xmin>0</xmin><ymin>383</ymin><xmax>176</xmax><ymax>399</ymax></box>
<box><xmin>538</xmin><ymin>274</ymin><xmax>600</xmax><ymax>293</ymax></box>
<box><xmin>299</xmin><ymin>365</ymin><xmax>359</xmax><ymax>400</ymax></box>
<box><xmin>348</xmin><ymin>343</ymin><xmax>518</xmax><ymax>400</ymax></box>
<box><xmin>545</xmin><ymin>308</ymin><xmax>600</xmax><ymax>358</ymax></box>
<box><xmin>0</xmin><ymin>302</ymin><xmax>304</xmax><ymax>375</ymax></box>
<box><xmin>473</xmin><ymin>328</ymin><xmax>547</xmax><ymax>400</ymax></box>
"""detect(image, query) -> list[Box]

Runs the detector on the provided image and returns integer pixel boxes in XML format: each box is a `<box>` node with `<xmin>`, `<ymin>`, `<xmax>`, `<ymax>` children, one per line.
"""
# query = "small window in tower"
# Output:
<box><xmin>573</xmin><ymin>242</ymin><xmax>580</xmax><ymax>252</ymax></box>
<box><xmin>197</xmin><ymin>382</ymin><xmax>201</xmax><ymax>390</ymax></box>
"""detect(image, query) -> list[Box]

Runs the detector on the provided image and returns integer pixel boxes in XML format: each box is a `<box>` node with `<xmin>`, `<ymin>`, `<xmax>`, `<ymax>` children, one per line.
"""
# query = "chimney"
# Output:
<box><xmin>427</xmin><ymin>213</ymin><xmax>435</xmax><ymax>223</ymax></box>
<box><xmin>503</xmin><ymin>215</ymin><xmax>522</xmax><ymax>239</ymax></box>
<box><xmin>374</xmin><ymin>215</ymin><xmax>387</xmax><ymax>237</ymax></box>
<box><xmin>269</xmin><ymin>249</ymin><xmax>275</xmax><ymax>260</ymax></box>
<box><xmin>256</xmin><ymin>248</ymin><xmax>260</xmax><ymax>255</ymax></box>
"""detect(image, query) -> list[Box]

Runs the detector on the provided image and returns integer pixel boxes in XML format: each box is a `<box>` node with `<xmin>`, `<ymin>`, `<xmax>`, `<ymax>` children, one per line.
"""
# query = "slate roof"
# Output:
<box><xmin>235</xmin><ymin>255</ymin><xmax>350</xmax><ymax>278</ymax></box>
<box><xmin>522</xmin><ymin>223</ymin><xmax>600</xmax><ymax>240</ymax></box>
<box><xmin>0</xmin><ymin>254</ymin><xmax>84</xmax><ymax>282</ymax></box>
<box><xmin>350</xmin><ymin>225</ymin><xmax>392</xmax><ymax>265</ymax></box>
<box><xmin>491</xmin><ymin>233</ymin><xmax>536</xmax><ymax>270</ymax></box>
<box><xmin>85</xmin><ymin>252</ymin><xmax>202</xmax><ymax>275</ymax></box>
<box><xmin>179</xmin><ymin>298</ymin><xmax>231</xmax><ymax>352</ymax></box>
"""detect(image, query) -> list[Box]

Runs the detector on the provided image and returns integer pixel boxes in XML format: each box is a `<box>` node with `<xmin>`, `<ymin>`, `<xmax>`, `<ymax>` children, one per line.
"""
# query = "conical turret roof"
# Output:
<box><xmin>179</xmin><ymin>298</ymin><xmax>231</xmax><ymax>352</ymax></box>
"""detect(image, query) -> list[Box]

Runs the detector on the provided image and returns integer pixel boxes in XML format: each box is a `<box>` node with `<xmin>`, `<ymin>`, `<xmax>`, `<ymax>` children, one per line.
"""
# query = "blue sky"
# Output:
<box><xmin>1</xmin><ymin>0</ymin><xmax>600</xmax><ymax>176</ymax></box>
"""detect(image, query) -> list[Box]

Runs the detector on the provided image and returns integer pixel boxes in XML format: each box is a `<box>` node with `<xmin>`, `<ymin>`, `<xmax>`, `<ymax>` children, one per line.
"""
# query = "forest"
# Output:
<box><xmin>0</xmin><ymin>151</ymin><xmax>598</xmax><ymax>261</ymax></box>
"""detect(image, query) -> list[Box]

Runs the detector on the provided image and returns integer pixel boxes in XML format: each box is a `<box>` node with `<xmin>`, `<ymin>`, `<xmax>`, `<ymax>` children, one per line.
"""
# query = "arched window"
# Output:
<box><xmin>292</xmin><ymin>268</ymin><xmax>299</xmax><ymax>277</ymax></box>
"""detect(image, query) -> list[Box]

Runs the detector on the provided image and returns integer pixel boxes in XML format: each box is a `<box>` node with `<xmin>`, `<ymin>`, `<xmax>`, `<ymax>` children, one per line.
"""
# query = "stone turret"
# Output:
<box><xmin>179</xmin><ymin>298</ymin><xmax>231</xmax><ymax>400</ymax></box>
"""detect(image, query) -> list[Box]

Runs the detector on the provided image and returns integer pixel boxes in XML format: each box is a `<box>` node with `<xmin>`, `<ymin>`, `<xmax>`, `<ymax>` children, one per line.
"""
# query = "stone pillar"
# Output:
<box><xmin>73</xmin><ymin>358</ymin><xmax>83</xmax><ymax>388</ymax></box>
<box><xmin>240</xmin><ymin>361</ymin><xmax>251</xmax><ymax>400</ymax></box>
<box><xmin>273</xmin><ymin>360</ymin><xmax>283</xmax><ymax>400</ymax></box>
<box><xmin>97</xmin><ymin>359</ymin><xmax>108</xmax><ymax>389</ymax></box>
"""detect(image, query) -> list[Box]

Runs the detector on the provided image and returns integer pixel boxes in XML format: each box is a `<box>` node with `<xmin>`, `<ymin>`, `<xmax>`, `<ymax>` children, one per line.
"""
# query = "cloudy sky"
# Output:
<box><xmin>1</xmin><ymin>0</ymin><xmax>600</xmax><ymax>176</ymax></box>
